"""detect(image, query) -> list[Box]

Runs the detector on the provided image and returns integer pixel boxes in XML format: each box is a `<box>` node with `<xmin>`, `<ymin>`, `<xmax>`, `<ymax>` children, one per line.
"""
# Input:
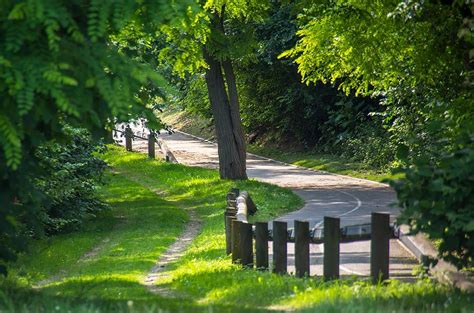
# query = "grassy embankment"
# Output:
<box><xmin>1</xmin><ymin>146</ymin><xmax>472</xmax><ymax>312</ymax></box>
<box><xmin>160</xmin><ymin>108</ymin><xmax>399</xmax><ymax>183</ymax></box>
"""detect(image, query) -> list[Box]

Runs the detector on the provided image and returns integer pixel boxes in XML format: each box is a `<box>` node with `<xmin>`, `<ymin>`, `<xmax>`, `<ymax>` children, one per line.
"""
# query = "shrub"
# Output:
<box><xmin>35</xmin><ymin>126</ymin><xmax>108</xmax><ymax>234</ymax></box>
<box><xmin>392</xmin><ymin>133</ymin><xmax>474</xmax><ymax>269</ymax></box>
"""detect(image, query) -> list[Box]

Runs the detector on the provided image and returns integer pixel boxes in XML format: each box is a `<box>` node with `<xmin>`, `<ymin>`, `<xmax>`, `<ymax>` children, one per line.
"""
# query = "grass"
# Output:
<box><xmin>160</xmin><ymin>107</ymin><xmax>216</xmax><ymax>141</ymax></box>
<box><xmin>2</xmin><ymin>146</ymin><xmax>472</xmax><ymax>312</ymax></box>
<box><xmin>247</xmin><ymin>145</ymin><xmax>403</xmax><ymax>183</ymax></box>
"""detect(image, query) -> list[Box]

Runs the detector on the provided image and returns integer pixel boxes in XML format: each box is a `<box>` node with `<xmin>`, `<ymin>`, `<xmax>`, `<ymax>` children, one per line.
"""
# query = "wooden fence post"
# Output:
<box><xmin>371</xmin><ymin>212</ymin><xmax>390</xmax><ymax>283</ymax></box>
<box><xmin>148</xmin><ymin>133</ymin><xmax>155</xmax><ymax>159</ymax></box>
<box><xmin>225</xmin><ymin>192</ymin><xmax>237</xmax><ymax>255</ymax></box>
<box><xmin>240</xmin><ymin>222</ymin><xmax>253</xmax><ymax>268</ymax></box>
<box><xmin>225</xmin><ymin>215</ymin><xmax>236</xmax><ymax>255</ymax></box>
<box><xmin>125</xmin><ymin>126</ymin><xmax>132</xmax><ymax>151</ymax></box>
<box><xmin>273</xmin><ymin>221</ymin><xmax>287</xmax><ymax>274</ymax></box>
<box><xmin>255</xmin><ymin>222</ymin><xmax>269</xmax><ymax>270</ymax></box>
<box><xmin>227</xmin><ymin>192</ymin><xmax>237</xmax><ymax>208</ymax></box>
<box><xmin>324</xmin><ymin>216</ymin><xmax>340</xmax><ymax>280</ymax></box>
<box><xmin>231</xmin><ymin>220</ymin><xmax>242</xmax><ymax>264</ymax></box>
<box><xmin>230</xmin><ymin>188</ymin><xmax>240</xmax><ymax>197</ymax></box>
<box><xmin>295</xmin><ymin>220</ymin><xmax>310</xmax><ymax>278</ymax></box>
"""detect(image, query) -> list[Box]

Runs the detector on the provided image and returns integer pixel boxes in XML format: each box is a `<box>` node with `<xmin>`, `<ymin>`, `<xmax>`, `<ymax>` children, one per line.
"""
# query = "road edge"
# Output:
<box><xmin>161</xmin><ymin>129</ymin><xmax>473</xmax><ymax>292</ymax></box>
<box><xmin>169</xmin><ymin>129</ymin><xmax>390</xmax><ymax>188</ymax></box>
<box><xmin>398</xmin><ymin>226</ymin><xmax>474</xmax><ymax>292</ymax></box>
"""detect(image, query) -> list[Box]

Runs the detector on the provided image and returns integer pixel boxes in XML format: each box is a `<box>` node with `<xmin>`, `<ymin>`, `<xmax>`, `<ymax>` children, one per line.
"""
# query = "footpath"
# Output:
<box><xmin>115</xmin><ymin>124</ymin><xmax>418</xmax><ymax>278</ymax></box>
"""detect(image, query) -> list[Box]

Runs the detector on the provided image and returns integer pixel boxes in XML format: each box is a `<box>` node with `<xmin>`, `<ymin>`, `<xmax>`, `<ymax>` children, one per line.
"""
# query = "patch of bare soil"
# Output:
<box><xmin>143</xmin><ymin>209</ymin><xmax>201</xmax><ymax>296</ymax></box>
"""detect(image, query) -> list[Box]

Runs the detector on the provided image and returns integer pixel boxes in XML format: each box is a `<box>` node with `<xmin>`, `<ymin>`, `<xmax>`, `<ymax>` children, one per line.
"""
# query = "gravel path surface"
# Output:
<box><xmin>115</xmin><ymin>125</ymin><xmax>418</xmax><ymax>279</ymax></box>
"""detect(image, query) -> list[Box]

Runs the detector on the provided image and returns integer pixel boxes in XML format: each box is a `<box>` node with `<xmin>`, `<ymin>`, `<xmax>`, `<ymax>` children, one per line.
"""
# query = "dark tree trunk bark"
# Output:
<box><xmin>203</xmin><ymin>47</ymin><xmax>247</xmax><ymax>180</ymax></box>
<box><xmin>222</xmin><ymin>60</ymin><xmax>247</xmax><ymax>168</ymax></box>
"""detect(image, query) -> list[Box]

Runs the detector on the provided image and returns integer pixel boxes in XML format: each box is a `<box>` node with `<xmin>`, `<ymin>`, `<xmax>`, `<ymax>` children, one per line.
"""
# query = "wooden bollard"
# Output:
<box><xmin>230</xmin><ymin>188</ymin><xmax>240</xmax><ymax>197</ymax></box>
<box><xmin>225</xmin><ymin>215</ymin><xmax>236</xmax><ymax>255</ymax></box>
<box><xmin>273</xmin><ymin>221</ymin><xmax>287</xmax><ymax>274</ymax></box>
<box><xmin>227</xmin><ymin>191</ymin><xmax>237</xmax><ymax>201</ymax></box>
<box><xmin>324</xmin><ymin>217</ymin><xmax>340</xmax><ymax>280</ymax></box>
<box><xmin>125</xmin><ymin>127</ymin><xmax>132</xmax><ymax>151</ymax></box>
<box><xmin>231</xmin><ymin>220</ymin><xmax>242</xmax><ymax>264</ymax></box>
<box><xmin>371</xmin><ymin>212</ymin><xmax>390</xmax><ymax>283</ymax></box>
<box><xmin>227</xmin><ymin>192</ymin><xmax>237</xmax><ymax>208</ymax></box>
<box><xmin>295</xmin><ymin>220</ymin><xmax>310</xmax><ymax>277</ymax></box>
<box><xmin>147</xmin><ymin>134</ymin><xmax>155</xmax><ymax>159</ymax></box>
<box><xmin>106</xmin><ymin>129</ymin><xmax>114</xmax><ymax>144</ymax></box>
<box><xmin>255</xmin><ymin>222</ymin><xmax>269</xmax><ymax>270</ymax></box>
<box><xmin>225</xmin><ymin>191</ymin><xmax>237</xmax><ymax>255</ymax></box>
<box><xmin>240</xmin><ymin>222</ymin><xmax>253</xmax><ymax>268</ymax></box>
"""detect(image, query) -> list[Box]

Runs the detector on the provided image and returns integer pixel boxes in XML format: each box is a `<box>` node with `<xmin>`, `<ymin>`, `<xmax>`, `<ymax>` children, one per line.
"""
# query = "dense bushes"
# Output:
<box><xmin>392</xmin><ymin>133</ymin><xmax>474</xmax><ymax>269</ymax></box>
<box><xmin>0</xmin><ymin>127</ymin><xmax>107</xmax><ymax>274</ymax></box>
<box><xmin>35</xmin><ymin>127</ymin><xmax>108</xmax><ymax>235</ymax></box>
<box><xmin>0</xmin><ymin>0</ymin><xmax>192</xmax><ymax>273</ymax></box>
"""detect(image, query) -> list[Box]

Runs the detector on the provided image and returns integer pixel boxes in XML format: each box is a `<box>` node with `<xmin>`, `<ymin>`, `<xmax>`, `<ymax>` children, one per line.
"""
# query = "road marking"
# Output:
<box><xmin>340</xmin><ymin>265</ymin><xmax>365</xmax><ymax>276</ymax></box>
<box><xmin>310</xmin><ymin>189</ymin><xmax>363</xmax><ymax>230</ymax></box>
<box><xmin>316</xmin><ymin>243</ymin><xmax>366</xmax><ymax>276</ymax></box>
<box><xmin>335</xmin><ymin>190</ymin><xmax>362</xmax><ymax>217</ymax></box>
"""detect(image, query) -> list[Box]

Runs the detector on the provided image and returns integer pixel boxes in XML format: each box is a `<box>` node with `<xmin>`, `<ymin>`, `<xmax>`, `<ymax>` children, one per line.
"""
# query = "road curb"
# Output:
<box><xmin>398</xmin><ymin>226</ymin><xmax>474</xmax><ymax>292</ymax></box>
<box><xmin>156</xmin><ymin>136</ymin><xmax>178</xmax><ymax>163</ymax></box>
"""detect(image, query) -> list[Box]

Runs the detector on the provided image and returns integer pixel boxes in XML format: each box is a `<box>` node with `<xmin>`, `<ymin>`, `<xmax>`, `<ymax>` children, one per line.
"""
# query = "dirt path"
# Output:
<box><xmin>112</xmin><ymin>169</ymin><xmax>203</xmax><ymax>296</ymax></box>
<box><xmin>143</xmin><ymin>209</ymin><xmax>201</xmax><ymax>296</ymax></box>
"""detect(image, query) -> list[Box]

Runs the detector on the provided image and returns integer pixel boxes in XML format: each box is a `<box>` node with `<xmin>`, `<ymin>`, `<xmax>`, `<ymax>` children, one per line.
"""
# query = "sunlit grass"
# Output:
<box><xmin>103</xmin><ymin>146</ymin><xmax>472</xmax><ymax>312</ymax></box>
<box><xmin>248</xmin><ymin>145</ymin><xmax>403</xmax><ymax>183</ymax></box>
<box><xmin>2</xmin><ymin>146</ymin><xmax>471</xmax><ymax>312</ymax></box>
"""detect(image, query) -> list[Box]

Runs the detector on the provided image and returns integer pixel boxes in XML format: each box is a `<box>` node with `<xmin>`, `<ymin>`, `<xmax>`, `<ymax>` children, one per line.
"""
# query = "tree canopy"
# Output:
<box><xmin>0</xmin><ymin>0</ymin><xmax>193</xmax><ymax>271</ymax></box>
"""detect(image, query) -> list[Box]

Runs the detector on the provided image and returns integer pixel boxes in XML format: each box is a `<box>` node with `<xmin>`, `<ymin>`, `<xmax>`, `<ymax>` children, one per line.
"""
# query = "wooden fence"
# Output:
<box><xmin>113</xmin><ymin>126</ymin><xmax>177</xmax><ymax>162</ymax></box>
<box><xmin>224</xmin><ymin>189</ymin><xmax>398</xmax><ymax>283</ymax></box>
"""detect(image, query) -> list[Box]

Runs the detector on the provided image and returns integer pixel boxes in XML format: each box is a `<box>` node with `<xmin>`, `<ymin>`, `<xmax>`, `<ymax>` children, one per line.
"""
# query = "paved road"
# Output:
<box><xmin>115</xmin><ymin>124</ymin><xmax>417</xmax><ymax>279</ymax></box>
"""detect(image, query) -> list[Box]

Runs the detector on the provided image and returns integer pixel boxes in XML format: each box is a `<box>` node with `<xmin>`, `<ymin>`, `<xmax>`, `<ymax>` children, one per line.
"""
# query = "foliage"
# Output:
<box><xmin>284</xmin><ymin>0</ymin><xmax>472</xmax><ymax>100</ymax></box>
<box><xmin>0</xmin><ymin>0</ymin><xmax>192</xmax><ymax>271</ymax></box>
<box><xmin>285</xmin><ymin>0</ymin><xmax>474</xmax><ymax>266</ymax></box>
<box><xmin>175</xmin><ymin>2</ymin><xmax>387</xmax><ymax>159</ymax></box>
<box><xmin>392</xmin><ymin>134</ymin><xmax>474</xmax><ymax>269</ymax></box>
<box><xmin>157</xmin><ymin>0</ymin><xmax>269</xmax><ymax>77</ymax></box>
<box><xmin>284</xmin><ymin>0</ymin><xmax>474</xmax><ymax>146</ymax></box>
<box><xmin>35</xmin><ymin>127</ymin><xmax>108</xmax><ymax>234</ymax></box>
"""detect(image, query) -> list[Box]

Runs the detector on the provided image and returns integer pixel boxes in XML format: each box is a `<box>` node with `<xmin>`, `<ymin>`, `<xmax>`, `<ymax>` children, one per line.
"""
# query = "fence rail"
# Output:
<box><xmin>224</xmin><ymin>189</ymin><xmax>396</xmax><ymax>283</ymax></box>
<box><xmin>113</xmin><ymin>126</ymin><xmax>177</xmax><ymax>163</ymax></box>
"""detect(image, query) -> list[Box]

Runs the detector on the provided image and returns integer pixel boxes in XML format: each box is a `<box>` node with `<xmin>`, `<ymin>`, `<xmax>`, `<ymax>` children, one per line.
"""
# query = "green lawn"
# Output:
<box><xmin>1</xmin><ymin>146</ymin><xmax>472</xmax><ymax>312</ymax></box>
<box><xmin>248</xmin><ymin>145</ymin><xmax>402</xmax><ymax>183</ymax></box>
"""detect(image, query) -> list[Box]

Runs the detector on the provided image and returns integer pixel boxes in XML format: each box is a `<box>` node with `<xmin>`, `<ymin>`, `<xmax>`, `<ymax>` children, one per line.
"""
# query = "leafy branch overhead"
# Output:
<box><xmin>0</xmin><ymin>0</ymin><xmax>193</xmax><ymax>270</ymax></box>
<box><xmin>0</xmin><ymin>0</ymin><xmax>193</xmax><ymax>169</ymax></box>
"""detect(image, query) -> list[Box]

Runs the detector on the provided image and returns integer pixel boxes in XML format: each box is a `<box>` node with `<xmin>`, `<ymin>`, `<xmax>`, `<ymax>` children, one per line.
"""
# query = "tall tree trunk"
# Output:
<box><xmin>222</xmin><ymin>59</ymin><xmax>247</xmax><ymax>168</ymax></box>
<box><xmin>203</xmin><ymin>47</ymin><xmax>247</xmax><ymax>180</ymax></box>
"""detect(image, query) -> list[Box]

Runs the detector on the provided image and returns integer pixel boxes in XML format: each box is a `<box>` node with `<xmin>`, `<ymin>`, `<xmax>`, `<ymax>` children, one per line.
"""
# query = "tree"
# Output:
<box><xmin>203</xmin><ymin>10</ymin><xmax>247</xmax><ymax>180</ymax></box>
<box><xmin>285</xmin><ymin>0</ymin><xmax>474</xmax><ymax>267</ymax></box>
<box><xmin>0</xmin><ymin>0</ymin><xmax>192</xmax><ymax>273</ymax></box>
<box><xmin>159</xmin><ymin>1</ymin><xmax>269</xmax><ymax>180</ymax></box>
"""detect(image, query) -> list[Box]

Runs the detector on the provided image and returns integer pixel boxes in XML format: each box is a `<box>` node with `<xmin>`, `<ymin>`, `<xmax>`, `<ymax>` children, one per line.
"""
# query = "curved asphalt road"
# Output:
<box><xmin>115</xmin><ymin>124</ymin><xmax>417</xmax><ymax>279</ymax></box>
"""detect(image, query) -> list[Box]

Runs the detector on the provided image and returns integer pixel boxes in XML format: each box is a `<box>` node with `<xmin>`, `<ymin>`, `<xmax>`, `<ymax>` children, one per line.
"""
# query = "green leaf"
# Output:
<box><xmin>465</xmin><ymin>220</ymin><xmax>474</xmax><ymax>232</ymax></box>
<box><xmin>396</xmin><ymin>144</ymin><xmax>409</xmax><ymax>160</ymax></box>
